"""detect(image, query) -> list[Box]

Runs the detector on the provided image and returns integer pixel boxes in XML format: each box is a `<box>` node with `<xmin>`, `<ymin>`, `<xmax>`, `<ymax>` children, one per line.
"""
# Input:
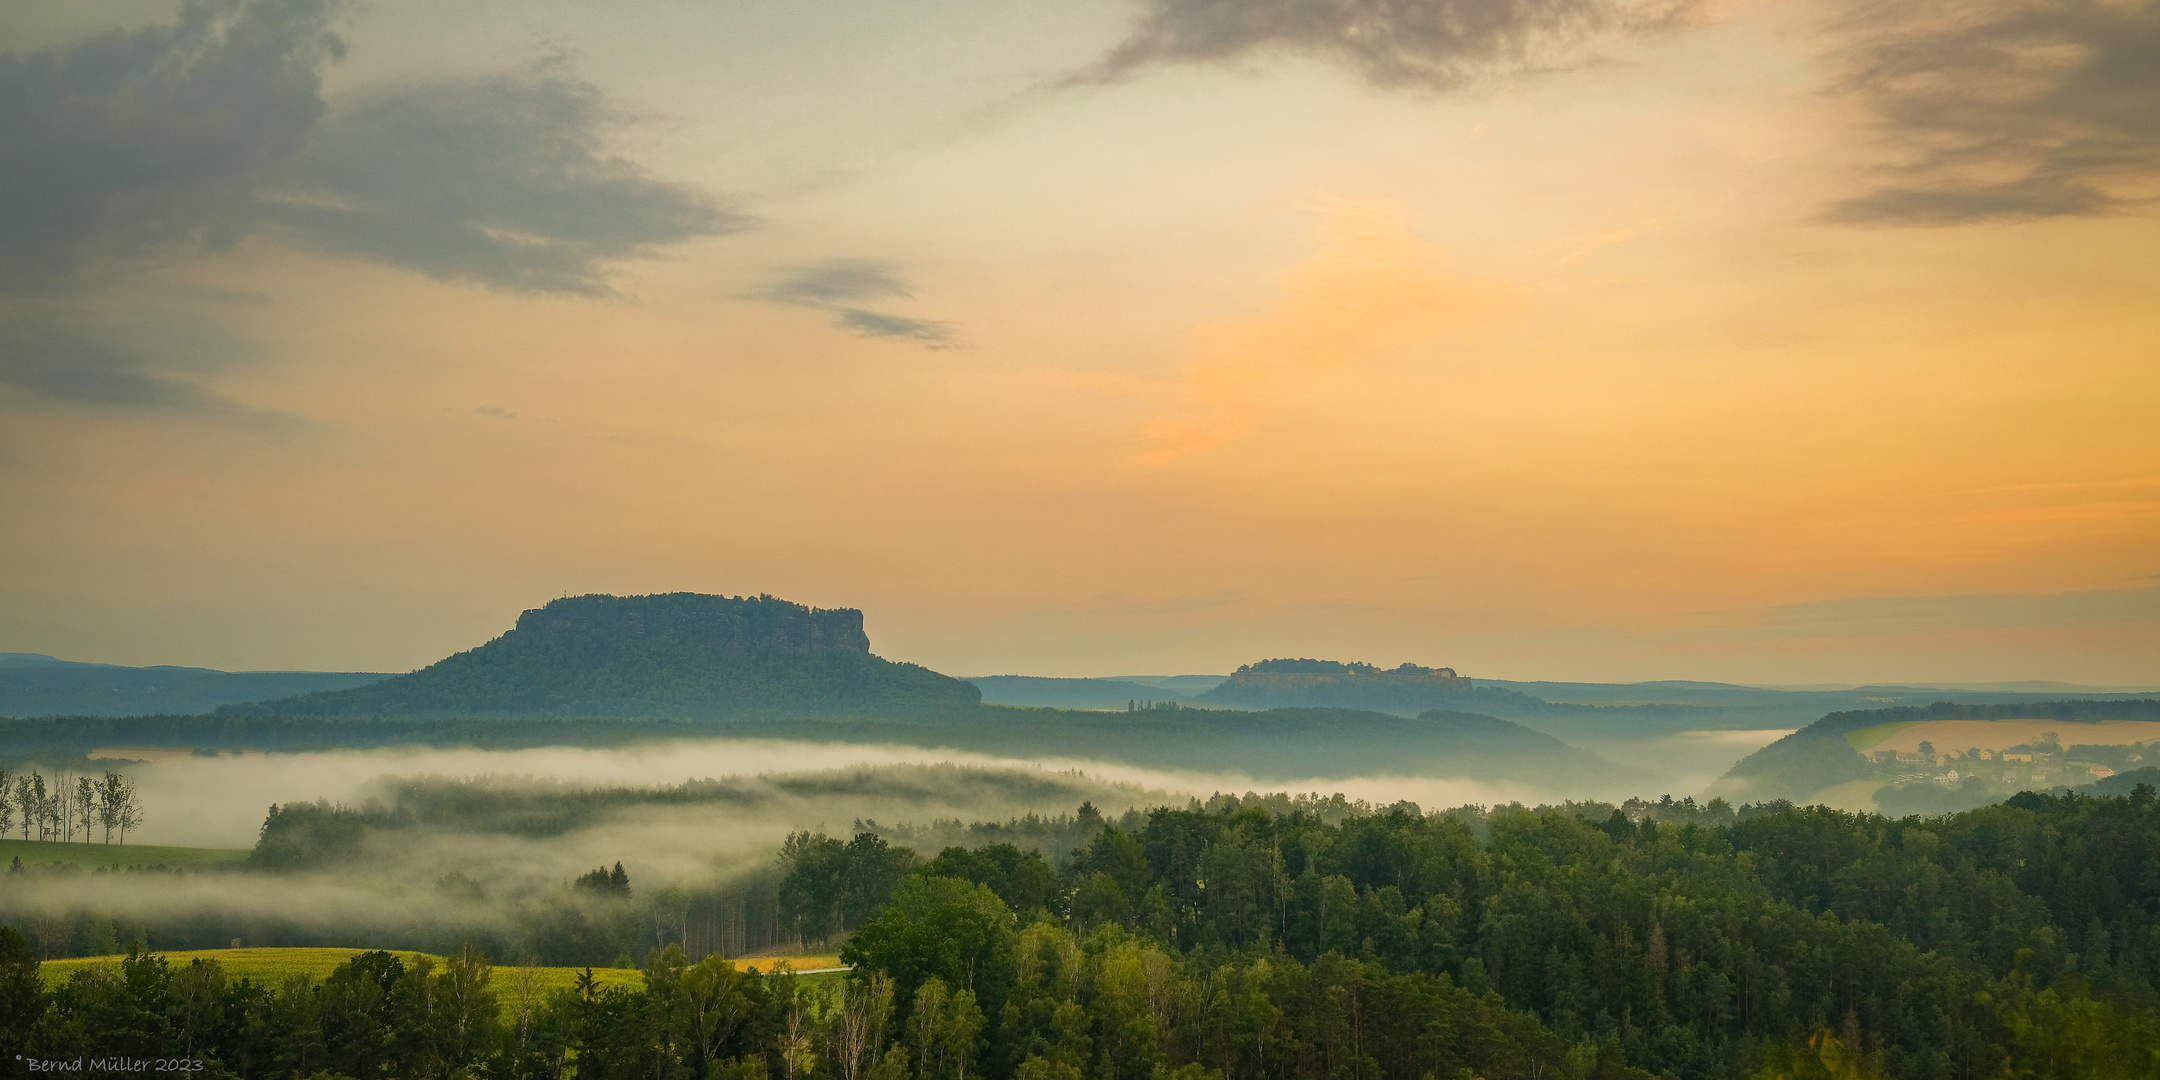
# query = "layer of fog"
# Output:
<box><xmin>4</xmin><ymin>732</ymin><xmax>1779</xmax><ymax>952</ymax></box>
<box><xmin>119</xmin><ymin>736</ymin><xmax>1696</xmax><ymax>851</ymax></box>
<box><xmin>1563</xmin><ymin>729</ymin><xmax>1795</xmax><ymax>796</ymax></box>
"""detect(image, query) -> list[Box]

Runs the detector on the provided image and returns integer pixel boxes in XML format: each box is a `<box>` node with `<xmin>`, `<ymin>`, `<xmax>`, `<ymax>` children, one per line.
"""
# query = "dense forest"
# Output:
<box><xmin>8</xmin><ymin>787</ymin><xmax>2160</xmax><ymax>1078</ymax></box>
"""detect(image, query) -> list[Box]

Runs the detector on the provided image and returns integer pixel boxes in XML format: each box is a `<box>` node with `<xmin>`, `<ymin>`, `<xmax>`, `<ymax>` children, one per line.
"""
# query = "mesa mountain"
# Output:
<box><xmin>218</xmin><ymin>592</ymin><xmax>980</xmax><ymax>720</ymax></box>
<box><xmin>0</xmin><ymin>591</ymin><xmax>1647</xmax><ymax>792</ymax></box>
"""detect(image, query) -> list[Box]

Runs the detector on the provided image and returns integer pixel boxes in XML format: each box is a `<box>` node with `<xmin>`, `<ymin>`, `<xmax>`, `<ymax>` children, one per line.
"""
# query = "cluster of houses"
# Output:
<box><xmin>1867</xmin><ymin>743</ymin><xmax>2116</xmax><ymax>787</ymax></box>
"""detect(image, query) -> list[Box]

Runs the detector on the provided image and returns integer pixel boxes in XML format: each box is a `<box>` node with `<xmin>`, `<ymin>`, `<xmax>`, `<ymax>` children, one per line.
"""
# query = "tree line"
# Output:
<box><xmin>1</xmin><ymin>927</ymin><xmax>1656</xmax><ymax>1080</ymax></box>
<box><xmin>0</xmin><ymin>763</ymin><xmax>142</xmax><ymax>844</ymax></box>
<box><xmin>9</xmin><ymin>787</ymin><xmax>2160</xmax><ymax>1078</ymax></box>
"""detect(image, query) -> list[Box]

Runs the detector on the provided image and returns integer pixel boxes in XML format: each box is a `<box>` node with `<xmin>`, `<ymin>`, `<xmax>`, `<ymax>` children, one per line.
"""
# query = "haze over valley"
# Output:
<box><xmin>3</xmin><ymin>0</ymin><xmax>2157</xmax><ymax>1074</ymax></box>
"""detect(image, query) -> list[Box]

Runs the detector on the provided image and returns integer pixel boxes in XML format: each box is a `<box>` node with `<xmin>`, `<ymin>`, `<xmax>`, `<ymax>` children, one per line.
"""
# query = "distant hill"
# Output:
<box><xmin>708</xmin><ymin>705</ymin><xmax>1649</xmax><ymax>791</ymax></box>
<box><xmin>969</xmin><ymin>676</ymin><xmax>1194</xmax><ymax>710</ymax></box>
<box><xmin>216</xmin><ymin>593</ymin><xmax>980</xmax><ymax>720</ymax></box>
<box><xmin>0</xmin><ymin>654</ymin><xmax>389</xmax><ymax>718</ymax></box>
<box><xmin>1715</xmin><ymin>698</ymin><xmax>2160</xmax><ymax>806</ymax></box>
<box><xmin>1196</xmin><ymin>659</ymin><xmax>1544</xmax><ymax>716</ymax></box>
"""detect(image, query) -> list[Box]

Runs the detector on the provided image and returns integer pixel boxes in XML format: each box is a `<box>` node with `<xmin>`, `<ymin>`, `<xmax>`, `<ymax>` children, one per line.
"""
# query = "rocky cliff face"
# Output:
<box><xmin>1196</xmin><ymin>661</ymin><xmax>1484</xmax><ymax>714</ymax></box>
<box><xmin>508</xmin><ymin>593</ymin><xmax>872</xmax><ymax>656</ymax></box>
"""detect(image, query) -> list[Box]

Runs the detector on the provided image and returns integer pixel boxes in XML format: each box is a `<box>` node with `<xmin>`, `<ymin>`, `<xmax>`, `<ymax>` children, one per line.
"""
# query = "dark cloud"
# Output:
<box><xmin>757</xmin><ymin>261</ymin><xmax>959</xmax><ymax>347</ymax></box>
<box><xmin>0</xmin><ymin>1</ymin><xmax>739</xmax><ymax>416</ymax></box>
<box><xmin>262</xmin><ymin>65</ymin><xmax>746</xmax><ymax>295</ymax></box>
<box><xmin>0</xmin><ymin>0</ymin><xmax>342</xmax><ymax>292</ymax></box>
<box><xmin>0</xmin><ymin>308</ymin><xmax>292</xmax><ymax>427</ymax></box>
<box><xmin>1826</xmin><ymin>0</ymin><xmax>2160</xmax><ymax>224</ymax></box>
<box><xmin>1083</xmin><ymin>0</ymin><xmax>1696</xmax><ymax>90</ymax></box>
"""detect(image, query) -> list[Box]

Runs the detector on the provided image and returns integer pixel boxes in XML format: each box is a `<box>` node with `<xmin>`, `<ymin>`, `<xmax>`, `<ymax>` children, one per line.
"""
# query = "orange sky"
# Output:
<box><xmin>1</xmin><ymin>0</ymin><xmax>2154</xmax><ymax>683</ymax></box>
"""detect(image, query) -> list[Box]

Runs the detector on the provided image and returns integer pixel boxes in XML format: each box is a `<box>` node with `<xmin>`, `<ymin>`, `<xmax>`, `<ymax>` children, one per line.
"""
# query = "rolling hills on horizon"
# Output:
<box><xmin>0</xmin><ymin>652</ymin><xmax>392</xmax><ymax>719</ymax></box>
<box><xmin>0</xmin><ymin>592</ymin><xmax>1655</xmax><ymax>793</ymax></box>
<box><xmin>9</xmin><ymin>590</ymin><xmax>2156</xmax><ymax>805</ymax></box>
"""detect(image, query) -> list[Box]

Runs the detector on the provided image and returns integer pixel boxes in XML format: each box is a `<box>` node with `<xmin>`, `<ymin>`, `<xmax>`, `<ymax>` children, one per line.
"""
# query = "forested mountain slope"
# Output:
<box><xmin>215</xmin><ymin>593</ymin><xmax>981</xmax><ymax>720</ymax></box>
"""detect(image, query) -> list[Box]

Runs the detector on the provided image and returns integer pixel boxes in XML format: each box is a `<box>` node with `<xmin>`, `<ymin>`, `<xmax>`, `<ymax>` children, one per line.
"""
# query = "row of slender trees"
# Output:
<box><xmin>0</xmin><ymin>763</ymin><xmax>143</xmax><ymax>844</ymax></box>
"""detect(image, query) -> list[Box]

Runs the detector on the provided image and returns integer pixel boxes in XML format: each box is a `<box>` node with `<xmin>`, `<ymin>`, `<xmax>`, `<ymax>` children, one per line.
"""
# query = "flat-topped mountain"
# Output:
<box><xmin>219</xmin><ymin>592</ymin><xmax>980</xmax><ymax>720</ymax></box>
<box><xmin>1195</xmin><ymin>657</ymin><xmax>1517</xmax><ymax>714</ymax></box>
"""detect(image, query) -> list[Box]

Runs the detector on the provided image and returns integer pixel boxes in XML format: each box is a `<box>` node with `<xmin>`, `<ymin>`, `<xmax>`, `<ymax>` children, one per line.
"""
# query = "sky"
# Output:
<box><xmin>1</xmin><ymin>0</ymin><xmax>2155</xmax><ymax>685</ymax></box>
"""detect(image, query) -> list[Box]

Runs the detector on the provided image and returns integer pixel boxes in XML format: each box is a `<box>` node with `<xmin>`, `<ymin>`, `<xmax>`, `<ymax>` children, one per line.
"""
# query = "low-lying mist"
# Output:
<box><xmin>118</xmin><ymin>734</ymin><xmax>1717</xmax><ymax>851</ymax></box>
<box><xmin>0</xmin><ymin>731</ymin><xmax>1777</xmax><ymax>962</ymax></box>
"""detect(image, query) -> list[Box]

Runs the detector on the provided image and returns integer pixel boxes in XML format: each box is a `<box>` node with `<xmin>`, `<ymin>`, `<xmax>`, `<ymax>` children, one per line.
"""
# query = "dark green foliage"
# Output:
<box><xmin>1031</xmin><ymin>790</ymin><xmax>2160</xmax><ymax>1079</ymax></box>
<box><xmin>248</xmin><ymin>799</ymin><xmax>386</xmax><ymax>868</ymax></box>
<box><xmin>844</xmin><ymin>875</ymin><xmax>1017</xmax><ymax>1002</ymax></box>
<box><xmin>779</xmin><ymin>831</ymin><xmax>920</xmax><ymax>943</ymax></box>
<box><xmin>0</xmin><ymin>926</ymin><xmax>41</xmax><ymax>1062</ymax></box>
<box><xmin>1237</xmin><ymin>659</ymin><xmax>1385</xmax><ymax>675</ymax></box>
<box><xmin>217</xmin><ymin>592</ymin><xmax>983</xmax><ymax>720</ymax></box>
<box><xmin>2091</xmin><ymin>770</ymin><xmax>2160</xmax><ymax>797</ymax></box>
<box><xmin>922</xmin><ymin>844</ymin><xmax>1059</xmax><ymax>915</ymax></box>
<box><xmin>16</xmin><ymin>791</ymin><xmax>2160</xmax><ymax>1079</ymax></box>
<box><xmin>576</xmin><ymin>862</ymin><xmax>632</xmax><ymax>897</ymax></box>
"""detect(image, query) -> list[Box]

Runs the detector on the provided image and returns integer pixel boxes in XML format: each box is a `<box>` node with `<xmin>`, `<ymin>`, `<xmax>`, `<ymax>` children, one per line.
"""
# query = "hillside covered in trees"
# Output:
<box><xmin>8</xmin><ymin>786</ymin><xmax>2160</xmax><ymax>1079</ymax></box>
<box><xmin>217</xmin><ymin>593</ymin><xmax>982</xmax><ymax>720</ymax></box>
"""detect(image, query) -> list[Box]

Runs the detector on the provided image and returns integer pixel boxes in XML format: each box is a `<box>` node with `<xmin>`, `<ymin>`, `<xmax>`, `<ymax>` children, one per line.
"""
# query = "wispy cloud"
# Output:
<box><xmin>1132</xmin><ymin>201</ymin><xmax>1491</xmax><ymax>463</ymax></box>
<box><xmin>756</xmin><ymin>260</ymin><xmax>959</xmax><ymax>347</ymax></box>
<box><xmin>1078</xmin><ymin>0</ymin><xmax>1699</xmax><ymax>90</ymax></box>
<box><xmin>1823</xmin><ymin>0</ymin><xmax>2160</xmax><ymax>224</ymax></box>
<box><xmin>262</xmin><ymin>61</ymin><xmax>743</xmax><ymax>296</ymax></box>
<box><xmin>0</xmin><ymin>308</ymin><xmax>296</xmax><ymax>429</ymax></box>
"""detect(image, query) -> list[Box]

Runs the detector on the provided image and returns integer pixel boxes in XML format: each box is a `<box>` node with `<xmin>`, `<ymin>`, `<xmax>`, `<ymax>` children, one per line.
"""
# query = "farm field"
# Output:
<box><xmin>0</xmin><ymin>837</ymin><xmax>250</xmax><ymax>869</ymax></box>
<box><xmin>739</xmin><ymin>954</ymin><xmax>844</xmax><ymax>972</ymax></box>
<box><xmin>1841</xmin><ymin>719</ymin><xmax>2160</xmax><ymax>754</ymax></box>
<box><xmin>39</xmin><ymin>946</ymin><xmax>845</xmax><ymax>994</ymax></box>
<box><xmin>41</xmin><ymin>947</ymin><xmax>446</xmax><ymax>988</ymax></box>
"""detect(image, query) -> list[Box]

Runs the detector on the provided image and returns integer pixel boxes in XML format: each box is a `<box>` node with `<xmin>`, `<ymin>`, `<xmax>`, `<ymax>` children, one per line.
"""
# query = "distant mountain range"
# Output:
<box><xmin>966</xmin><ymin>666</ymin><xmax>2160</xmax><ymax>740</ymax></box>
<box><xmin>0</xmin><ymin>594</ymin><xmax>1651</xmax><ymax>792</ymax></box>
<box><xmin>0</xmin><ymin>653</ymin><xmax>389</xmax><ymax>718</ymax></box>
<box><xmin>10</xmin><ymin>596</ymin><xmax>2156</xmax><ymax>804</ymax></box>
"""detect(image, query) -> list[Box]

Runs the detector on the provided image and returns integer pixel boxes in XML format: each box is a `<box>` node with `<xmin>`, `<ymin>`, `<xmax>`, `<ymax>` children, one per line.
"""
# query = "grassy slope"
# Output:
<box><xmin>1843</xmin><ymin>721</ymin><xmax>1918</xmax><ymax>750</ymax></box>
<box><xmin>0</xmin><ymin>837</ymin><xmax>250</xmax><ymax>869</ymax></box>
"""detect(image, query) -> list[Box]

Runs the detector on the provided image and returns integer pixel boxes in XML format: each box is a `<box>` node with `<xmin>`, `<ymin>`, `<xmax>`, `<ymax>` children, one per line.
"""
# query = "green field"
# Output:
<box><xmin>1842</xmin><ymin>721</ymin><xmax>1918</xmax><ymax>751</ymax></box>
<box><xmin>42</xmin><ymin>947</ymin><xmax>655</xmax><ymax>1000</ymax></box>
<box><xmin>40</xmin><ymin>946</ymin><xmax>844</xmax><ymax>996</ymax></box>
<box><xmin>0</xmin><ymin>836</ymin><xmax>251</xmax><ymax>870</ymax></box>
